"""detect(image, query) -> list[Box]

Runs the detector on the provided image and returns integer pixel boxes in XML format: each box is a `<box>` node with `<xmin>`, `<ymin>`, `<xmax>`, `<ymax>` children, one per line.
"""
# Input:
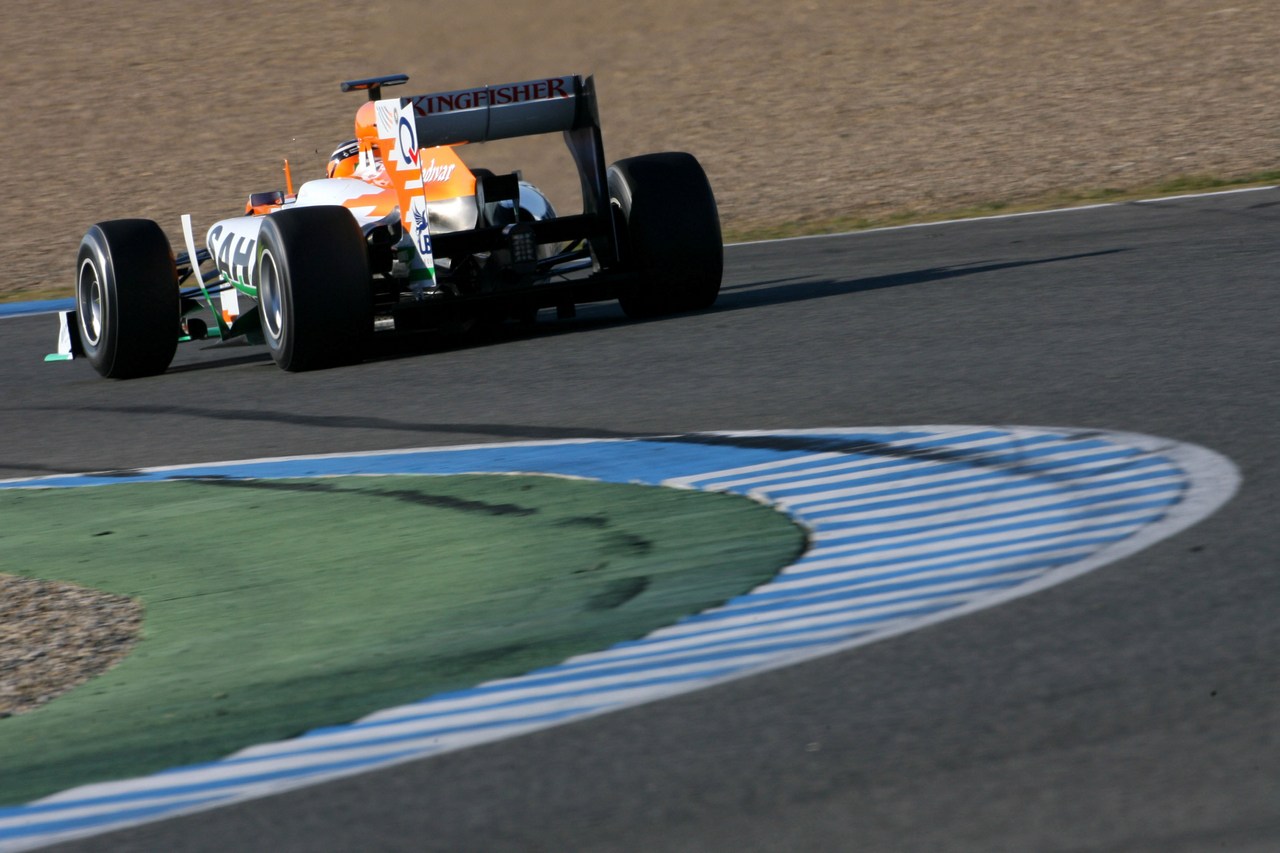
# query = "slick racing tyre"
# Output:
<box><xmin>75</xmin><ymin>219</ymin><xmax>180</xmax><ymax>379</ymax></box>
<box><xmin>256</xmin><ymin>206</ymin><xmax>372</xmax><ymax>371</ymax></box>
<box><xmin>608</xmin><ymin>152</ymin><xmax>723</xmax><ymax>318</ymax></box>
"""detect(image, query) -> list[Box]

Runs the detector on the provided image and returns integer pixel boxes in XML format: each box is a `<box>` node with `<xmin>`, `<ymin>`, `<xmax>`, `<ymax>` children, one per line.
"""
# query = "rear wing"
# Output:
<box><xmin>379</xmin><ymin>75</ymin><xmax>597</xmax><ymax>147</ymax></box>
<box><xmin>371</xmin><ymin>73</ymin><xmax>616</xmax><ymax>268</ymax></box>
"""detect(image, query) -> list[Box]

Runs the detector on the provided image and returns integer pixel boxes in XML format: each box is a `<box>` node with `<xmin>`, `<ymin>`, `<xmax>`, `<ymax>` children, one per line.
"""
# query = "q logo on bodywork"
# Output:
<box><xmin>397</xmin><ymin>116</ymin><xmax>419</xmax><ymax>167</ymax></box>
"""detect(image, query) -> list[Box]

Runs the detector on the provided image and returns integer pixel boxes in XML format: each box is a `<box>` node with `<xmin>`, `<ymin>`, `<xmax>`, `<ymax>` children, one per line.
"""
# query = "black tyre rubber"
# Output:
<box><xmin>608</xmin><ymin>152</ymin><xmax>723</xmax><ymax>318</ymax></box>
<box><xmin>75</xmin><ymin>219</ymin><xmax>179</xmax><ymax>379</ymax></box>
<box><xmin>256</xmin><ymin>206</ymin><xmax>372</xmax><ymax>371</ymax></box>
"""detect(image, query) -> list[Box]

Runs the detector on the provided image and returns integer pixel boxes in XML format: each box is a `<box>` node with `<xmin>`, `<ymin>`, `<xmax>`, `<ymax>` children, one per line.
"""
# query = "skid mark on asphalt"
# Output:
<box><xmin>0</xmin><ymin>426</ymin><xmax>1239</xmax><ymax>852</ymax></box>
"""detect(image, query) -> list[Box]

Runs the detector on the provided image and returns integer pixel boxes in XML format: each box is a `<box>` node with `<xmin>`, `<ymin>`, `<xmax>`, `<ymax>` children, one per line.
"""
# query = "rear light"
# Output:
<box><xmin>504</xmin><ymin>223</ymin><xmax>537</xmax><ymax>269</ymax></box>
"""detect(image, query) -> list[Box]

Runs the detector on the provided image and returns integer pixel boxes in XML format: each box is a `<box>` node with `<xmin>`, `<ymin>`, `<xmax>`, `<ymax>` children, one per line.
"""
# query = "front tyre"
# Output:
<box><xmin>608</xmin><ymin>152</ymin><xmax>723</xmax><ymax>318</ymax></box>
<box><xmin>75</xmin><ymin>219</ymin><xmax>179</xmax><ymax>378</ymax></box>
<box><xmin>256</xmin><ymin>206</ymin><xmax>372</xmax><ymax>371</ymax></box>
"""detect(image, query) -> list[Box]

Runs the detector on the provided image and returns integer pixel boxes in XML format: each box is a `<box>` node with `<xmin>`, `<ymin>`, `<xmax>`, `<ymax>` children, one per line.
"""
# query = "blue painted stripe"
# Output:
<box><xmin>806</xmin><ymin>497</ymin><xmax>1180</xmax><ymax>544</ymax></box>
<box><xmin>783</xmin><ymin>461</ymin><xmax>1177</xmax><ymax>515</ymax></box>
<box><xmin>715</xmin><ymin>437</ymin><xmax>1131</xmax><ymax>487</ymax></box>
<box><xmin>736</xmin><ymin>556</ymin><xmax>1076</xmax><ymax>603</ymax></box>
<box><xmin>299</xmin><ymin>668</ymin><xmax>750</xmax><ymax>742</ymax></box>
<box><xmin>673</xmin><ymin>430</ymin><xmax>1062</xmax><ymax>487</ymax></box>
<box><xmin>178</xmin><ymin>705</ymin><xmax>612</xmax><ymax>771</ymax></box>
<box><xmin>787</xmin><ymin>460</ymin><xmax>1177</xmax><ymax>518</ymax></box>
<box><xmin>0</xmin><ymin>298</ymin><xmax>73</xmax><ymax>319</ymax></box>
<box><xmin>799</xmin><ymin>513</ymin><xmax>1162</xmax><ymax>563</ymax></box>
<box><xmin>809</xmin><ymin>506</ymin><xmax>1169</xmax><ymax>552</ymax></box>
<box><xmin>794</xmin><ymin>470</ymin><xmax>1180</xmax><ymax>522</ymax></box>
<box><xmin>680</xmin><ymin>570</ymin><xmax>1046</xmax><ymax>627</ymax></box>
<box><xmin>0</xmin><ymin>751</ymin><xmax>421</xmax><ymax>832</ymax></box>
<box><xmin>455</xmin><ymin>640</ymin><xmax>808</xmax><ymax>690</ymax></box>
<box><xmin>370</xmin><ymin>663</ymin><xmax>746</xmax><ymax>716</ymax></box>
<box><xmin>636</xmin><ymin>580</ymin><xmax>1021</xmax><ymax>637</ymax></box>
<box><xmin>1</xmin><ymin>440</ymin><xmax>814</xmax><ymax>491</ymax></box>
<box><xmin>527</xmin><ymin>634</ymin><xmax>858</xmax><ymax>679</ymax></box>
<box><xmin>761</xmin><ymin>536</ymin><xmax>1126</xmax><ymax>593</ymax></box>
<box><xmin>0</xmin><ymin>796</ymin><xmax>227</xmax><ymax>841</ymax></box>
<box><xmin>549</xmin><ymin>604</ymin><xmax>956</xmax><ymax>669</ymax></box>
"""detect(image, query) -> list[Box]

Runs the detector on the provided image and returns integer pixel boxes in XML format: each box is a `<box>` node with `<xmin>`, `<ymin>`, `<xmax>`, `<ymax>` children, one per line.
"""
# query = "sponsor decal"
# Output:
<box><xmin>412</xmin><ymin>77</ymin><xmax>571</xmax><ymax>116</ymax></box>
<box><xmin>407</xmin><ymin>193</ymin><xmax>437</xmax><ymax>295</ymax></box>
<box><xmin>375</xmin><ymin>102</ymin><xmax>400</xmax><ymax>138</ymax></box>
<box><xmin>329</xmin><ymin>140</ymin><xmax>359</xmax><ymax>163</ymax></box>
<box><xmin>420</xmin><ymin>158</ymin><xmax>456</xmax><ymax>183</ymax></box>
<box><xmin>411</xmin><ymin>200</ymin><xmax>433</xmax><ymax>256</ymax></box>
<box><xmin>397</xmin><ymin>115</ymin><xmax>419</xmax><ymax>167</ymax></box>
<box><xmin>209</xmin><ymin>224</ymin><xmax>258</xmax><ymax>288</ymax></box>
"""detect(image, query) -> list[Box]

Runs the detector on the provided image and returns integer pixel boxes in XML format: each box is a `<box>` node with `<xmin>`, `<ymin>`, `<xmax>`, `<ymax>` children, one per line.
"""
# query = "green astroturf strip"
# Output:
<box><xmin>0</xmin><ymin>474</ymin><xmax>804</xmax><ymax>805</ymax></box>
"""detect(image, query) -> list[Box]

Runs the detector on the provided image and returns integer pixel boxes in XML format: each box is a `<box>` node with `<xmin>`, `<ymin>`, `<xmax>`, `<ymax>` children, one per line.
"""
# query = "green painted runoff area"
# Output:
<box><xmin>0</xmin><ymin>474</ymin><xmax>803</xmax><ymax>805</ymax></box>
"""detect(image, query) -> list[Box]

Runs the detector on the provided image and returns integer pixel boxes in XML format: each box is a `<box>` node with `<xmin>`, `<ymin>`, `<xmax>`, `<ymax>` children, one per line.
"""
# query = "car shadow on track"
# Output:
<box><xmin>165</xmin><ymin>350</ymin><xmax>275</xmax><ymax>374</ymax></box>
<box><xmin>714</xmin><ymin>249</ymin><xmax>1129</xmax><ymax>312</ymax></box>
<box><xmin>151</xmin><ymin>248</ymin><xmax>1128</xmax><ymax>376</ymax></box>
<box><xmin>33</xmin><ymin>401</ymin><xmax>646</xmax><ymax>443</ymax></box>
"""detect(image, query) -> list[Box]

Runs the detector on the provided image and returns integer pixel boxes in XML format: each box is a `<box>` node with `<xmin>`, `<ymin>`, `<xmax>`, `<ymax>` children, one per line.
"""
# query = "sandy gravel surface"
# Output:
<box><xmin>0</xmin><ymin>577</ymin><xmax>140</xmax><ymax>717</ymax></box>
<box><xmin>2</xmin><ymin>0</ymin><xmax>1278</xmax><ymax>710</ymax></box>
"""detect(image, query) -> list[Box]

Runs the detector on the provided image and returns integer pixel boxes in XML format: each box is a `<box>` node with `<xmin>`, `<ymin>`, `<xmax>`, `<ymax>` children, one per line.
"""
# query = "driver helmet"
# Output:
<box><xmin>326</xmin><ymin>139</ymin><xmax>361</xmax><ymax>178</ymax></box>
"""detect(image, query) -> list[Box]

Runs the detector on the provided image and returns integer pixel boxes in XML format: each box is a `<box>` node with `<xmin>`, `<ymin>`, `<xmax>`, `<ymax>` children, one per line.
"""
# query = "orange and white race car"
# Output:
<box><xmin>58</xmin><ymin>74</ymin><xmax>722</xmax><ymax>377</ymax></box>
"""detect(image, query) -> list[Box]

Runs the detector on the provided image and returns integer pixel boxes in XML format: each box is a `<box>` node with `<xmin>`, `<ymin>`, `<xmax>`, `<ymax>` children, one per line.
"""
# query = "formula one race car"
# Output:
<box><xmin>55</xmin><ymin>74</ymin><xmax>721</xmax><ymax>377</ymax></box>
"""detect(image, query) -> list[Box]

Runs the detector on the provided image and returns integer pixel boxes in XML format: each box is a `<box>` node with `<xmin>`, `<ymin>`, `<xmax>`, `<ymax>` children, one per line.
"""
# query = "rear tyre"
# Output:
<box><xmin>608</xmin><ymin>152</ymin><xmax>723</xmax><ymax>318</ymax></box>
<box><xmin>75</xmin><ymin>219</ymin><xmax>179</xmax><ymax>379</ymax></box>
<box><xmin>256</xmin><ymin>206</ymin><xmax>372</xmax><ymax>371</ymax></box>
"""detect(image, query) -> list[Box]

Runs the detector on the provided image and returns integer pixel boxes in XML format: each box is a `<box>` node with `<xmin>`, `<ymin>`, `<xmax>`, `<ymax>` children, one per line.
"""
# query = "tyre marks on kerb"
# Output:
<box><xmin>0</xmin><ymin>427</ymin><xmax>1239</xmax><ymax>851</ymax></box>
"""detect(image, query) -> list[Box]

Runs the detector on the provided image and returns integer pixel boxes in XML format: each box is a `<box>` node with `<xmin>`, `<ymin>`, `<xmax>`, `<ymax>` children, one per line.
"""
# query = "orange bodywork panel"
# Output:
<box><xmin>370</xmin><ymin>102</ymin><xmax>477</xmax><ymax>239</ymax></box>
<box><xmin>359</xmin><ymin>102</ymin><xmax>477</xmax><ymax>236</ymax></box>
<box><xmin>339</xmin><ymin>185</ymin><xmax>399</xmax><ymax>220</ymax></box>
<box><xmin>414</xmin><ymin>144</ymin><xmax>475</xmax><ymax>202</ymax></box>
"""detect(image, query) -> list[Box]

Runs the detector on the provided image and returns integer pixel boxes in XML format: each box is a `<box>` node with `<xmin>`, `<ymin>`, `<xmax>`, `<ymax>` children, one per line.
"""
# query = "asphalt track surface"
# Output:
<box><xmin>2</xmin><ymin>189</ymin><xmax>1277</xmax><ymax>851</ymax></box>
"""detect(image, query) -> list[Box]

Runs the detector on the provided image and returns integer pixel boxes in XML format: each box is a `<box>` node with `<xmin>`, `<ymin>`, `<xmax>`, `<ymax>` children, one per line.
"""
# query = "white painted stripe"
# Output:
<box><xmin>689</xmin><ymin>429</ymin><xmax>1040</xmax><ymax>491</ymax></box>
<box><xmin>796</xmin><ymin>474</ymin><xmax>1183</xmax><ymax>526</ymax></box>
<box><xmin>790</xmin><ymin>524</ymin><xmax>1133</xmax><ymax>576</ymax></box>
<box><xmin>804</xmin><ymin>505</ymin><xmax>1165</xmax><ymax>555</ymax></box>
<box><xmin>774</xmin><ymin>458</ymin><xmax>1176</xmax><ymax>510</ymax></box>
<box><xmin>0</xmin><ymin>793</ymin><xmax>229</xmax><ymax>834</ymax></box>
<box><xmin>770</xmin><ymin>543</ymin><xmax>1099</xmax><ymax>591</ymax></box>
<box><xmin>728</xmin><ymin>550</ymin><xmax>1088</xmax><ymax>603</ymax></box>
<box><xmin>636</xmin><ymin>597</ymin><xmax>977</xmax><ymax>648</ymax></box>
<box><xmin>808</xmin><ymin>484</ymin><xmax>1180</xmax><ymax>532</ymax></box>
<box><xmin>753</xmin><ymin>444</ymin><xmax>1145</xmax><ymax>498</ymax></box>
<box><xmin>755</xmin><ymin>444</ymin><xmax>1136</xmax><ymax>498</ymax></box>
<box><xmin>352</xmin><ymin>678</ymin><xmax>694</xmax><ymax>728</ymax></box>
<box><xmin>780</xmin><ymin>473</ymin><xmax>1175</xmax><ymax>529</ymax></box>
<box><xmin>568</xmin><ymin>610</ymin><xmax>924</xmax><ymax>662</ymax></box>
<box><xmin>238</xmin><ymin>687</ymin><xmax>673</xmax><ymax>756</ymax></box>
<box><xmin>646</xmin><ymin>575</ymin><xmax>1046</xmax><ymax>635</ymax></box>
<box><xmin>661</xmin><ymin>451</ymin><xmax>849</xmax><ymax>487</ymax></box>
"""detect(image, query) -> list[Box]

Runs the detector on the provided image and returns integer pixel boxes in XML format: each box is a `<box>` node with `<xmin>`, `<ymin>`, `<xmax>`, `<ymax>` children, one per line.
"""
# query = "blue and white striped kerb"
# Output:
<box><xmin>0</xmin><ymin>426</ymin><xmax>1239</xmax><ymax>851</ymax></box>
